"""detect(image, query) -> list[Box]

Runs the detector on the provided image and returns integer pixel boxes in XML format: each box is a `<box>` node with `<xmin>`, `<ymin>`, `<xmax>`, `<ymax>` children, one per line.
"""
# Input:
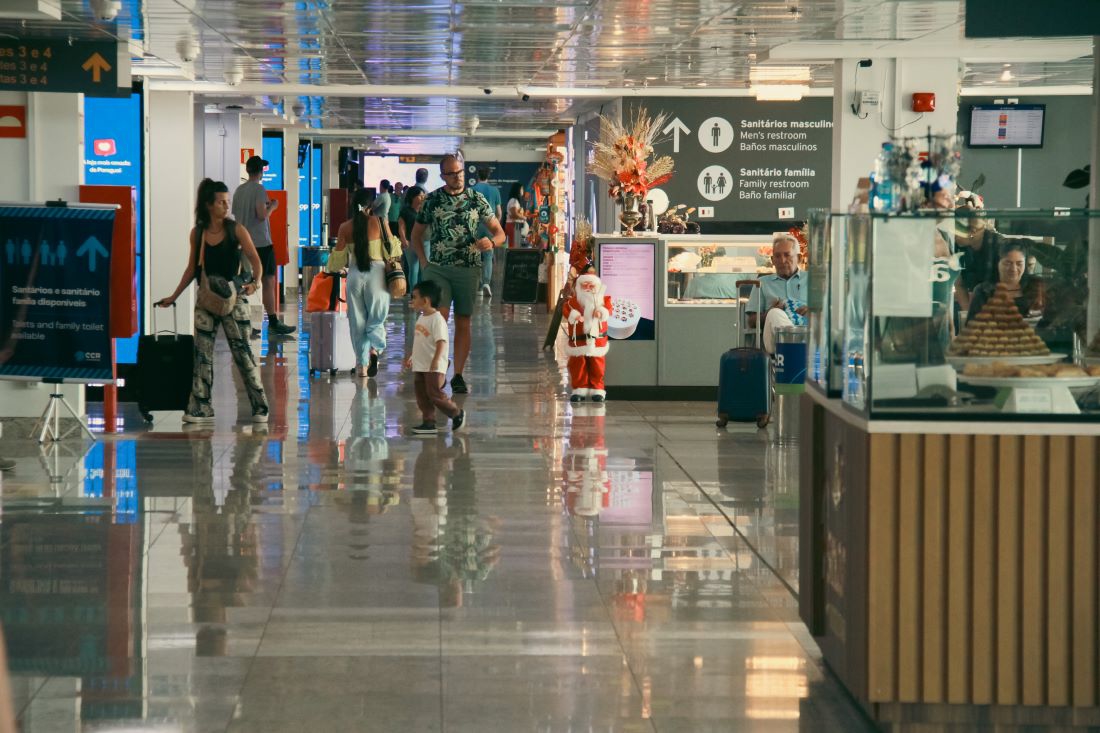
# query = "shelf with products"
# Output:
<box><xmin>662</xmin><ymin>234</ymin><xmax>777</xmax><ymax>307</ymax></box>
<box><xmin>807</xmin><ymin>207</ymin><xmax>1100</xmax><ymax>419</ymax></box>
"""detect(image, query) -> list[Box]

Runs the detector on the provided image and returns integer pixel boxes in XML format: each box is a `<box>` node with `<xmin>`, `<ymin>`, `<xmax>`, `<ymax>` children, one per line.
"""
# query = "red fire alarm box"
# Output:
<box><xmin>912</xmin><ymin>93</ymin><xmax>936</xmax><ymax>112</ymax></box>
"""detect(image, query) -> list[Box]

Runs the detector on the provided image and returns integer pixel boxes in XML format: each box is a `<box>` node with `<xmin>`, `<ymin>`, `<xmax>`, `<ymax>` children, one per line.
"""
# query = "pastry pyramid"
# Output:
<box><xmin>950</xmin><ymin>283</ymin><xmax>1049</xmax><ymax>357</ymax></box>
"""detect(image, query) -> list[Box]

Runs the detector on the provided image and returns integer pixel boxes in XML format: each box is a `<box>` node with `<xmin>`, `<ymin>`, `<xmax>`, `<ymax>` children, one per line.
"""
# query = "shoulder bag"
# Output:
<box><xmin>194</xmin><ymin>227</ymin><xmax>239</xmax><ymax>316</ymax></box>
<box><xmin>378</xmin><ymin>216</ymin><xmax>407</xmax><ymax>297</ymax></box>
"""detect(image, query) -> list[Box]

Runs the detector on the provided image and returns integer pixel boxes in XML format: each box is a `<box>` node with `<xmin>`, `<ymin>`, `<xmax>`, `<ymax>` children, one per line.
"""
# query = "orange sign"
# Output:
<box><xmin>240</xmin><ymin>148</ymin><xmax>255</xmax><ymax>163</ymax></box>
<box><xmin>0</xmin><ymin>105</ymin><xmax>26</xmax><ymax>138</ymax></box>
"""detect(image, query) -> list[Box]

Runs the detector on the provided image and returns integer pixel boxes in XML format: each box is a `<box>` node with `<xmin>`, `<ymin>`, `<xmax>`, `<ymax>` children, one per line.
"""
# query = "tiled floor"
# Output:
<box><xmin>0</xmin><ymin>297</ymin><xmax>874</xmax><ymax>732</ymax></box>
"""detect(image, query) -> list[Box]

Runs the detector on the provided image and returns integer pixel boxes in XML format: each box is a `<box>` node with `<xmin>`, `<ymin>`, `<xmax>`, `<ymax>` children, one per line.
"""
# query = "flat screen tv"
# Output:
<box><xmin>968</xmin><ymin>104</ymin><xmax>1045</xmax><ymax>148</ymax></box>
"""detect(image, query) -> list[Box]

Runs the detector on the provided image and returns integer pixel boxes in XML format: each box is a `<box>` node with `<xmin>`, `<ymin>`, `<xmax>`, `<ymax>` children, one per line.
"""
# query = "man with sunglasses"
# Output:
<box><xmin>412</xmin><ymin>154</ymin><xmax>506</xmax><ymax>395</ymax></box>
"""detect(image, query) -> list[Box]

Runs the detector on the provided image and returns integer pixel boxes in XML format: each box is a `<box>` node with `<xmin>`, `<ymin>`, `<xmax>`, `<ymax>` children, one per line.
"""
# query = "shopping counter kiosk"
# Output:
<box><xmin>593</xmin><ymin>233</ymin><xmax>778</xmax><ymax>399</ymax></box>
<box><xmin>799</xmin><ymin>209</ymin><xmax>1100</xmax><ymax>728</ymax></box>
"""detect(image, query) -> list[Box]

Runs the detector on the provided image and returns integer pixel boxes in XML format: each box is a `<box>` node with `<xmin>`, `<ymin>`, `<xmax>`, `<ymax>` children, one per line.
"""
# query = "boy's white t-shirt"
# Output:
<box><xmin>412</xmin><ymin>311</ymin><xmax>449</xmax><ymax>373</ymax></box>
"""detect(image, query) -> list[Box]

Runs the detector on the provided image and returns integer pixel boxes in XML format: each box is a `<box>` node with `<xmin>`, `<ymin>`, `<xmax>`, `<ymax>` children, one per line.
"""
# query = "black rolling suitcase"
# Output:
<box><xmin>136</xmin><ymin>304</ymin><xmax>194</xmax><ymax>421</ymax></box>
<box><xmin>716</xmin><ymin>279</ymin><xmax>771</xmax><ymax>428</ymax></box>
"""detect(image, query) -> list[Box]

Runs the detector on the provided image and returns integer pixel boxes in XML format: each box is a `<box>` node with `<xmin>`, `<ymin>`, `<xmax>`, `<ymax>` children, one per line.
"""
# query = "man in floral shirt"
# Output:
<box><xmin>411</xmin><ymin>154</ymin><xmax>506</xmax><ymax>394</ymax></box>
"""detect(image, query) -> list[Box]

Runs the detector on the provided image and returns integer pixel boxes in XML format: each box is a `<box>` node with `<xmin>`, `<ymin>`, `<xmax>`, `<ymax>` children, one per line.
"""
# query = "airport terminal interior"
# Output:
<box><xmin>1</xmin><ymin>1</ymin><xmax>1100</xmax><ymax>731</ymax></box>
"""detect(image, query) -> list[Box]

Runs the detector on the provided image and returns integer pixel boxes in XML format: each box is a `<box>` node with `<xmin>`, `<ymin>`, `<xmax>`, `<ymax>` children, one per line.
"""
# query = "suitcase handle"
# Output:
<box><xmin>735</xmin><ymin>280</ymin><xmax>764</xmax><ymax>349</ymax></box>
<box><xmin>152</xmin><ymin>302</ymin><xmax>180</xmax><ymax>340</ymax></box>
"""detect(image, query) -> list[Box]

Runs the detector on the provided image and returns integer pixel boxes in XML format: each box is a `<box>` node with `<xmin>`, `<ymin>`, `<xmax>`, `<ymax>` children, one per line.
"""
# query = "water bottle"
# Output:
<box><xmin>871</xmin><ymin>142</ymin><xmax>897</xmax><ymax>212</ymax></box>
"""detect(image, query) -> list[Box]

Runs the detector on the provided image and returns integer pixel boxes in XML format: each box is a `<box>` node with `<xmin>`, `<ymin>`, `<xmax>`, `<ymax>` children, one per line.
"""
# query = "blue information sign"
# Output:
<box><xmin>0</xmin><ymin>205</ymin><xmax>116</xmax><ymax>382</ymax></box>
<box><xmin>262</xmin><ymin>135</ymin><xmax>283</xmax><ymax>189</ymax></box>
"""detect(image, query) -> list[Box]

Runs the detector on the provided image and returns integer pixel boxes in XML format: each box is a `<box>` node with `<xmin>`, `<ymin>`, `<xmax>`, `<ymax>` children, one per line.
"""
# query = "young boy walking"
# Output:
<box><xmin>405</xmin><ymin>281</ymin><xmax>466</xmax><ymax>435</ymax></box>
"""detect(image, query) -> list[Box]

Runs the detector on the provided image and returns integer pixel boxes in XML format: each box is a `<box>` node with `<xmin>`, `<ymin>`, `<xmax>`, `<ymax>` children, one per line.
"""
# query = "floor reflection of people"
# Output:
<box><xmin>180</xmin><ymin>435</ymin><xmax>263</xmax><ymax>656</ymax></box>
<box><xmin>410</xmin><ymin>436</ymin><xmax>500</xmax><ymax>607</ymax></box>
<box><xmin>344</xmin><ymin>380</ymin><xmax>400</xmax><ymax>521</ymax></box>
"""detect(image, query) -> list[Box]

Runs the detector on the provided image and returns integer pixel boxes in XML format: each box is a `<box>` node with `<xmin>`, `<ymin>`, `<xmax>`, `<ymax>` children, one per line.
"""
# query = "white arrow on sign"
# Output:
<box><xmin>662</xmin><ymin>117</ymin><xmax>691</xmax><ymax>153</ymax></box>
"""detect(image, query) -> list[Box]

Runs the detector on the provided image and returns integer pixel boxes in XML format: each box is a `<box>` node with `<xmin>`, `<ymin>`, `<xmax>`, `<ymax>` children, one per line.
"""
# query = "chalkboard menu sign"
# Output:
<box><xmin>502</xmin><ymin>249</ymin><xmax>542</xmax><ymax>304</ymax></box>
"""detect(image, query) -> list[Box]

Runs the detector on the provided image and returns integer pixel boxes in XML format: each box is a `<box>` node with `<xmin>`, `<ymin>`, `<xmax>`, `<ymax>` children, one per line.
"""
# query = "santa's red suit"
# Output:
<box><xmin>563</xmin><ymin>404</ymin><xmax>610</xmax><ymax>518</ymax></box>
<box><xmin>563</xmin><ymin>273</ymin><xmax>611</xmax><ymax>401</ymax></box>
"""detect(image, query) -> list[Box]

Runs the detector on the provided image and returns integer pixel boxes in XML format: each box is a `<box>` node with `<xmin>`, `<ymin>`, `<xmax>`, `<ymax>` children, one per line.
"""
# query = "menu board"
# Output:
<box><xmin>502</xmin><ymin>249</ymin><xmax>542</xmax><ymax>304</ymax></box>
<box><xmin>968</xmin><ymin>105</ymin><xmax>1045</xmax><ymax>148</ymax></box>
<box><xmin>598</xmin><ymin>242</ymin><xmax>655</xmax><ymax>340</ymax></box>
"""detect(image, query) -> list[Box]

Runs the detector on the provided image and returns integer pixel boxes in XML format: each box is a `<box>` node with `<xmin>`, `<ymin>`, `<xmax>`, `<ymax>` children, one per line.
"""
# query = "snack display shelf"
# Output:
<box><xmin>945</xmin><ymin>353</ymin><xmax>1067</xmax><ymax>367</ymax></box>
<box><xmin>957</xmin><ymin>374</ymin><xmax>1100</xmax><ymax>389</ymax></box>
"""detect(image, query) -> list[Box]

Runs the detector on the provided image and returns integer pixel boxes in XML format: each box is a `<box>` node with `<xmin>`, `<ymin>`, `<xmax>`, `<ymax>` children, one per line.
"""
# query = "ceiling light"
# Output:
<box><xmin>750</xmin><ymin>65</ymin><xmax>811</xmax><ymax>84</ymax></box>
<box><xmin>752</xmin><ymin>84</ymin><xmax>809</xmax><ymax>101</ymax></box>
<box><xmin>1000</xmin><ymin>68</ymin><xmax>1014</xmax><ymax>81</ymax></box>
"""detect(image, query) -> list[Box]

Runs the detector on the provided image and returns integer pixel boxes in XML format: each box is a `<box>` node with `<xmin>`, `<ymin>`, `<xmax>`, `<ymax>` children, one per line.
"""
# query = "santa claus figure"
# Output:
<box><xmin>564</xmin><ymin>272</ymin><xmax>611</xmax><ymax>402</ymax></box>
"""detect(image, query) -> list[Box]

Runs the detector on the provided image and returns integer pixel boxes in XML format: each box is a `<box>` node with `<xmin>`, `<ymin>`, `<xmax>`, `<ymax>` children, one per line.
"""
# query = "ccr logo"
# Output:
<box><xmin>76</xmin><ymin>351</ymin><xmax>101</xmax><ymax>361</ymax></box>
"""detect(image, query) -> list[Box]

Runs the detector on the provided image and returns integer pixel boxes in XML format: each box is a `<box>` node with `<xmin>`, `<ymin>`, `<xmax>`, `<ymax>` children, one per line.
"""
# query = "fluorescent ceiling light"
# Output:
<box><xmin>752</xmin><ymin>84</ymin><xmax>809</xmax><ymax>101</ymax></box>
<box><xmin>749</xmin><ymin>65</ymin><xmax>812</xmax><ymax>84</ymax></box>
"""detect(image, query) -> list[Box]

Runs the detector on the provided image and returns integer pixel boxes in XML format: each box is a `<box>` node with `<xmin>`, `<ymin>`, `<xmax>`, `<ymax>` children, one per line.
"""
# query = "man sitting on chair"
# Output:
<box><xmin>746</xmin><ymin>233</ymin><xmax>807</xmax><ymax>354</ymax></box>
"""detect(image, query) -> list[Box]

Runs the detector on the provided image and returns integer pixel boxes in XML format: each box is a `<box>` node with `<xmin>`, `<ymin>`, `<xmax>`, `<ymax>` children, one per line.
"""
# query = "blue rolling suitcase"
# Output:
<box><xmin>717</xmin><ymin>280</ymin><xmax>771</xmax><ymax>428</ymax></box>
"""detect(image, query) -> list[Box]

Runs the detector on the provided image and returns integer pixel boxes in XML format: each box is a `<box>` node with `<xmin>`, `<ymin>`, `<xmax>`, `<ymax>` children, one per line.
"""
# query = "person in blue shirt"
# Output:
<box><xmin>746</xmin><ymin>233</ymin><xmax>807</xmax><ymax>353</ymax></box>
<box><xmin>470</xmin><ymin>167</ymin><xmax>502</xmax><ymax>299</ymax></box>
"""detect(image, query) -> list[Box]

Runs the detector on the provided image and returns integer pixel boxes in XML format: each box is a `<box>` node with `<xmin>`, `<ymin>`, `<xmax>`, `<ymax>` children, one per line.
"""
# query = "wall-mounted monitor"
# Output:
<box><xmin>968</xmin><ymin>104</ymin><xmax>1045</xmax><ymax>148</ymax></box>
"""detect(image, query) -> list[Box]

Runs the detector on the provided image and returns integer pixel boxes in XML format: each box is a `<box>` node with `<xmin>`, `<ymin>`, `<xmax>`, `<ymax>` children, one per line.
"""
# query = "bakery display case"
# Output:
<box><xmin>663</xmin><ymin>235</ymin><xmax>775</xmax><ymax>305</ymax></box>
<box><xmin>809</xmin><ymin>208</ymin><xmax>1100</xmax><ymax>419</ymax></box>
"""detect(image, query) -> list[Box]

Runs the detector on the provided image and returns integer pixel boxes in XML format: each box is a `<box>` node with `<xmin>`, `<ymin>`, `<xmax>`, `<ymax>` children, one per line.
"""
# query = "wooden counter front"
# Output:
<box><xmin>800</xmin><ymin>393</ymin><xmax>1100</xmax><ymax>727</ymax></box>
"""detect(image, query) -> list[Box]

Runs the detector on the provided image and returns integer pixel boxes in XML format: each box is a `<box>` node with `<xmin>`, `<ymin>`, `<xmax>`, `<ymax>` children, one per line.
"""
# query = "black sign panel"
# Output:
<box><xmin>0</xmin><ymin>204</ymin><xmax>116</xmax><ymax>382</ymax></box>
<box><xmin>625</xmin><ymin>97</ymin><xmax>833</xmax><ymax>224</ymax></box>
<box><xmin>502</xmin><ymin>249</ymin><xmax>542</xmax><ymax>304</ymax></box>
<box><xmin>0</xmin><ymin>39</ymin><xmax>128</xmax><ymax>96</ymax></box>
<box><xmin>965</xmin><ymin>0</ymin><xmax>1100</xmax><ymax>37</ymax></box>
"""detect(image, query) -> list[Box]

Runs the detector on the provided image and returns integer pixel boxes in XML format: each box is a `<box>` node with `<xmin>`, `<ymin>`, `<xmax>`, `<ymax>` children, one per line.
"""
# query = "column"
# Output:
<box><xmin>146</xmin><ymin>90</ymin><xmax>196</xmax><ymax>334</ymax></box>
<box><xmin>1088</xmin><ymin>42</ymin><xmax>1100</xmax><ymax>338</ymax></box>
<box><xmin>283</xmin><ymin>129</ymin><xmax>300</xmax><ymax>290</ymax></box>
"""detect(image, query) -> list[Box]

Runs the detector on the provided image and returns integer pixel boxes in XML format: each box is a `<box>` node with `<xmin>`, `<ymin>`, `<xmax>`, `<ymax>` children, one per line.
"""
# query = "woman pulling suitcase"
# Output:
<box><xmin>156</xmin><ymin>178</ymin><xmax>270</xmax><ymax>424</ymax></box>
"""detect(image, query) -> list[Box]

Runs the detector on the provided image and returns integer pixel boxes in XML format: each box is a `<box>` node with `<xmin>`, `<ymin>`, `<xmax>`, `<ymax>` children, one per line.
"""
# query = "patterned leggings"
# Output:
<box><xmin>187</xmin><ymin>299</ymin><xmax>268</xmax><ymax>417</ymax></box>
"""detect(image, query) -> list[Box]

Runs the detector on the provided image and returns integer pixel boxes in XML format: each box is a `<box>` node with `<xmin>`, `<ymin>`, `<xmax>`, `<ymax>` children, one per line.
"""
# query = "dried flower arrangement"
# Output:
<box><xmin>589</xmin><ymin>107</ymin><xmax>675</xmax><ymax>198</ymax></box>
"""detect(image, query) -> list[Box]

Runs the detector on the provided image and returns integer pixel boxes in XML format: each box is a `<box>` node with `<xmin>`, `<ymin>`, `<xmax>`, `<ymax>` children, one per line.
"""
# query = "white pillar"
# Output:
<box><xmin>147</xmin><ymin>90</ymin><xmax>196</xmax><ymax>334</ymax></box>
<box><xmin>284</xmin><ymin>128</ymin><xmax>300</xmax><ymax>290</ymax></box>
<box><xmin>0</xmin><ymin>92</ymin><xmax>86</xmax><ymax>419</ymax></box>
<box><xmin>201</xmin><ymin>112</ymin><xmax>241</xmax><ymax>186</ymax></box>
<box><xmin>830</xmin><ymin>57</ymin><xmax>960</xmax><ymax>209</ymax></box>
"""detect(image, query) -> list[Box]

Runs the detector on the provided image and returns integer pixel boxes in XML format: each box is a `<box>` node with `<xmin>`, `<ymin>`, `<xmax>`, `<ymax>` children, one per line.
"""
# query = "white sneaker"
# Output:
<box><xmin>482</xmin><ymin>284</ymin><xmax>492</xmax><ymax>299</ymax></box>
<box><xmin>252</xmin><ymin>410</ymin><xmax>269</xmax><ymax>424</ymax></box>
<box><xmin>182</xmin><ymin>412</ymin><xmax>215</xmax><ymax>424</ymax></box>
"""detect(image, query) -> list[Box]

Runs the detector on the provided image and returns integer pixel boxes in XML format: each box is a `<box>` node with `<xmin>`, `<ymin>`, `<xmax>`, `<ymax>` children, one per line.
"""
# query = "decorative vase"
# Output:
<box><xmin>618</xmin><ymin>192</ymin><xmax>642</xmax><ymax>236</ymax></box>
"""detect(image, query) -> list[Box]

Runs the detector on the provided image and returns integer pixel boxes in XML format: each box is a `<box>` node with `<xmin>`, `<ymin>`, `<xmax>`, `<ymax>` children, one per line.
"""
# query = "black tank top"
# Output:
<box><xmin>195</xmin><ymin>221</ymin><xmax>240</xmax><ymax>280</ymax></box>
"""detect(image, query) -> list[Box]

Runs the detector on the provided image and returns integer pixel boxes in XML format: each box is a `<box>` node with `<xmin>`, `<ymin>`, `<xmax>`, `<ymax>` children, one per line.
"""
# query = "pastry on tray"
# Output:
<box><xmin>961</xmin><ymin>363</ymin><xmax>1089</xmax><ymax>379</ymax></box>
<box><xmin>949</xmin><ymin>284</ymin><xmax>1050</xmax><ymax>357</ymax></box>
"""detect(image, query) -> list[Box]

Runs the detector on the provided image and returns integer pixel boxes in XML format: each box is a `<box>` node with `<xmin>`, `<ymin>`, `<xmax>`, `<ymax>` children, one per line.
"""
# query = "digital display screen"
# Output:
<box><xmin>261</xmin><ymin>135</ymin><xmax>283</xmax><ymax>190</ymax></box>
<box><xmin>968</xmin><ymin>104</ymin><xmax>1045</xmax><ymax>148</ymax></box>
<box><xmin>598</xmin><ymin>242</ymin><xmax>656</xmax><ymax>341</ymax></box>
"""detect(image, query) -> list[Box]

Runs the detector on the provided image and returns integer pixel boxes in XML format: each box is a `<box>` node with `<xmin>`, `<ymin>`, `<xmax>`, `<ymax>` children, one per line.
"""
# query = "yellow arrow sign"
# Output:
<box><xmin>81</xmin><ymin>52</ymin><xmax>111</xmax><ymax>83</ymax></box>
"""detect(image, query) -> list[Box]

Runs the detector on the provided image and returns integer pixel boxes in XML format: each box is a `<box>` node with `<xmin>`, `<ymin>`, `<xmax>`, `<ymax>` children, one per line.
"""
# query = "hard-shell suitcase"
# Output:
<box><xmin>309</xmin><ymin>310</ymin><xmax>356</xmax><ymax>376</ymax></box>
<box><xmin>136</xmin><ymin>304</ymin><xmax>194</xmax><ymax>421</ymax></box>
<box><xmin>717</xmin><ymin>279</ymin><xmax>771</xmax><ymax>428</ymax></box>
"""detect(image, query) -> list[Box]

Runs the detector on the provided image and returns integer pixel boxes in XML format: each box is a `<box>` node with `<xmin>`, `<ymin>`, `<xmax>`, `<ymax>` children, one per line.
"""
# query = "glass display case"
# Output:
<box><xmin>807</xmin><ymin>208</ymin><xmax>1100</xmax><ymax>419</ymax></box>
<box><xmin>663</xmin><ymin>235</ymin><xmax>776</xmax><ymax>305</ymax></box>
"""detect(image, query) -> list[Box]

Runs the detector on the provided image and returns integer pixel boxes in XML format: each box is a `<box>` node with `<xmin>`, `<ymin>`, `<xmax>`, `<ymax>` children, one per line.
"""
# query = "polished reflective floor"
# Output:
<box><xmin>0</xmin><ymin>297</ymin><xmax>873</xmax><ymax>732</ymax></box>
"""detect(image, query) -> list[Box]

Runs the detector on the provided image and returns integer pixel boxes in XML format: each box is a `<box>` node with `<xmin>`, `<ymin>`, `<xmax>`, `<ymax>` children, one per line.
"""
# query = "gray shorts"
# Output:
<box><xmin>423</xmin><ymin>263</ymin><xmax>479</xmax><ymax>317</ymax></box>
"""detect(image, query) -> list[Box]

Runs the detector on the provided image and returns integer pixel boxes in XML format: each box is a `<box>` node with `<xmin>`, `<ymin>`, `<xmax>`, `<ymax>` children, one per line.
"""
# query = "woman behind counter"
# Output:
<box><xmin>966</xmin><ymin>241</ymin><xmax>1046</xmax><ymax>322</ymax></box>
<box><xmin>156</xmin><ymin>179</ymin><xmax>269</xmax><ymax>424</ymax></box>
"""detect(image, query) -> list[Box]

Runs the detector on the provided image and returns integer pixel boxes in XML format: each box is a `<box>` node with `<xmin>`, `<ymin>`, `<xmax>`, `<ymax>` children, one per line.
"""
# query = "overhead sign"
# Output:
<box><xmin>0</xmin><ymin>204</ymin><xmax>117</xmax><ymax>382</ymax></box>
<box><xmin>0</xmin><ymin>39</ymin><xmax>129</xmax><ymax>96</ymax></box>
<box><xmin>627</xmin><ymin>97</ymin><xmax>833</xmax><ymax>223</ymax></box>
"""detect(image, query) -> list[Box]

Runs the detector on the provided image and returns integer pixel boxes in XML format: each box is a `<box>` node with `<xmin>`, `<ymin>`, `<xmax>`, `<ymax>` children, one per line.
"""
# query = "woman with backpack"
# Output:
<box><xmin>156</xmin><ymin>178</ymin><xmax>269</xmax><ymax>424</ymax></box>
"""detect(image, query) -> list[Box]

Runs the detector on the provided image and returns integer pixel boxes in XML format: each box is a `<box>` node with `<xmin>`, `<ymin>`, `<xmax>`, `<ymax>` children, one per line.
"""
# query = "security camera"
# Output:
<box><xmin>176</xmin><ymin>37</ymin><xmax>200</xmax><ymax>63</ymax></box>
<box><xmin>90</xmin><ymin>0</ymin><xmax>121</xmax><ymax>21</ymax></box>
<box><xmin>224</xmin><ymin>68</ymin><xmax>243</xmax><ymax>86</ymax></box>
<box><xmin>483</xmin><ymin>88</ymin><xmax>492</xmax><ymax>95</ymax></box>
<box><xmin>292</xmin><ymin>102</ymin><xmax>306</xmax><ymax>117</ymax></box>
<box><xmin>522</xmin><ymin>93</ymin><xmax>531</xmax><ymax>102</ymax></box>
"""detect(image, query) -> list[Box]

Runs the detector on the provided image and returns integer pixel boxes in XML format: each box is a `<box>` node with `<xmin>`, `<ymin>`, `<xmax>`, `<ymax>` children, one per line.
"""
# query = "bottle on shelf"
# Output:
<box><xmin>871</xmin><ymin>142</ymin><xmax>898</xmax><ymax>213</ymax></box>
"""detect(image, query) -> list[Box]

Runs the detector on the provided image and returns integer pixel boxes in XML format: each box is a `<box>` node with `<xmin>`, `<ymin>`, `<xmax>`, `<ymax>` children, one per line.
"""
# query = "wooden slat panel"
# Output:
<box><xmin>1021</xmin><ymin>435</ymin><xmax>1047</xmax><ymax>706</ymax></box>
<box><xmin>867</xmin><ymin>433</ymin><xmax>899</xmax><ymax>702</ymax></box>
<box><xmin>970</xmin><ymin>434</ymin><xmax>996</xmax><ymax>705</ymax></box>
<box><xmin>946</xmin><ymin>434</ymin><xmax>973</xmax><ymax>704</ymax></box>
<box><xmin>897</xmin><ymin>434</ymin><xmax>923</xmax><ymax>702</ymax></box>
<box><xmin>1072</xmin><ymin>436</ymin><xmax>1098</xmax><ymax>707</ymax></box>
<box><xmin>1046</xmin><ymin>436</ymin><xmax>1071</xmax><ymax>706</ymax></box>
<box><xmin>996</xmin><ymin>435</ymin><xmax>1022</xmax><ymax>705</ymax></box>
<box><xmin>922</xmin><ymin>434</ymin><xmax>947</xmax><ymax>703</ymax></box>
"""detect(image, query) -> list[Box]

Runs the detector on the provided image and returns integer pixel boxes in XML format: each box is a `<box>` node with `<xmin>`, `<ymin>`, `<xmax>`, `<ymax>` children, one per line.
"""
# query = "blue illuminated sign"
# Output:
<box><xmin>311</xmin><ymin>144</ymin><xmax>323</xmax><ymax>247</ymax></box>
<box><xmin>298</xmin><ymin>141</ymin><xmax>310</xmax><ymax>246</ymax></box>
<box><xmin>262</xmin><ymin>135</ymin><xmax>284</xmax><ymax>190</ymax></box>
<box><xmin>83</xmin><ymin>93</ymin><xmax>142</xmax><ymax>364</ymax></box>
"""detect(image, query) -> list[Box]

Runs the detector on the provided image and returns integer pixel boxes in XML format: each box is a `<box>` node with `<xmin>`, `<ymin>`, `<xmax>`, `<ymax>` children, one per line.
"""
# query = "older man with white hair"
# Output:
<box><xmin>746</xmin><ymin>233</ymin><xmax>807</xmax><ymax>354</ymax></box>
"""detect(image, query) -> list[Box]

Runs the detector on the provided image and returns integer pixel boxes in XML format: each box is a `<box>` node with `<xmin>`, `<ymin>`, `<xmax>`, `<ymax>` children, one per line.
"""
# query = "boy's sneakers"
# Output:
<box><xmin>183</xmin><ymin>412</ymin><xmax>215</xmax><ymax>424</ymax></box>
<box><xmin>452</xmin><ymin>410</ymin><xmax>466</xmax><ymax>433</ymax></box>
<box><xmin>411</xmin><ymin>422</ymin><xmax>438</xmax><ymax>436</ymax></box>
<box><xmin>450</xmin><ymin>373</ymin><xmax>468</xmax><ymax>394</ymax></box>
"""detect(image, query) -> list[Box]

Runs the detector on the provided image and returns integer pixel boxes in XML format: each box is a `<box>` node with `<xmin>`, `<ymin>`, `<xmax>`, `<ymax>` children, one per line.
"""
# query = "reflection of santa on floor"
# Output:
<box><xmin>564</xmin><ymin>273</ymin><xmax>612</xmax><ymax>402</ymax></box>
<box><xmin>563</xmin><ymin>403</ymin><xmax>610</xmax><ymax>518</ymax></box>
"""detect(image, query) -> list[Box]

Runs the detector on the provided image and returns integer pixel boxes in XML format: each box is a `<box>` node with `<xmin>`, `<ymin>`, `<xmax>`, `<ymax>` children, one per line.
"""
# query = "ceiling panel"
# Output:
<box><xmin>0</xmin><ymin>0</ymin><xmax>1090</xmax><ymax>152</ymax></box>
